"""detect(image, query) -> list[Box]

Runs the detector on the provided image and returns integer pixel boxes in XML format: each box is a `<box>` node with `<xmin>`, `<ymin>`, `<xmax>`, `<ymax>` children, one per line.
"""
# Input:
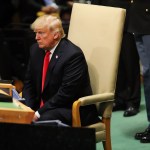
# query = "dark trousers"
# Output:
<box><xmin>115</xmin><ymin>32</ymin><xmax>141</xmax><ymax>109</ymax></box>
<box><xmin>135</xmin><ymin>34</ymin><xmax>150</xmax><ymax>121</ymax></box>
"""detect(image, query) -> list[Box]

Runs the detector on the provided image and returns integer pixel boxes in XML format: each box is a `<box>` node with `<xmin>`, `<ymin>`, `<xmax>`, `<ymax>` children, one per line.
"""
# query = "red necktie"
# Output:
<box><xmin>40</xmin><ymin>51</ymin><xmax>51</xmax><ymax>107</ymax></box>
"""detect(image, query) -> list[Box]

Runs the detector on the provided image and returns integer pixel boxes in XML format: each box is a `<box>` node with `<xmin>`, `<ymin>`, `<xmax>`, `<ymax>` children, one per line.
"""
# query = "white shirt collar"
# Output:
<box><xmin>45</xmin><ymin>41</ymin><xmax>60</xmax><ymax>58</ymax></box>
<box><xmin>50</xmin><ymin>41</ymin><xmax>59</xmax><ymax>55</ymax></box>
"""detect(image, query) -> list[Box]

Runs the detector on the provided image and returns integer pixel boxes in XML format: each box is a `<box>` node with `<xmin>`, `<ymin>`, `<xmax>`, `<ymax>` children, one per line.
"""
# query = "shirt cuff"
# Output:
<box><xmin>35</xmin><ymin>111</ymin><xmax>40</xmax><ymax>119</ymax></box>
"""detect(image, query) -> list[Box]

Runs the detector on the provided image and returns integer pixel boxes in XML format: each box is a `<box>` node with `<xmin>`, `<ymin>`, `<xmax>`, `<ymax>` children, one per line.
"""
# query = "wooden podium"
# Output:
<box><xmin>0</xmin><ymin>83</ymin><xmax>34</xmax><ymax>124</ymax></box>
<box><xmin>0</xmin><ymin>99</ymin><xmax>34</xmax><ymax>124</ymax></box>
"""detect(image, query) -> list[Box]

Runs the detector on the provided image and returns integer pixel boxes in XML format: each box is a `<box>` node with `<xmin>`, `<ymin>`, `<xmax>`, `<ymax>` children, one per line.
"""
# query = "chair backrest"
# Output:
<box><xmin>68</xmin><ymin>3</ymin><xmax>125</xmax><ymax>95</ymax></box>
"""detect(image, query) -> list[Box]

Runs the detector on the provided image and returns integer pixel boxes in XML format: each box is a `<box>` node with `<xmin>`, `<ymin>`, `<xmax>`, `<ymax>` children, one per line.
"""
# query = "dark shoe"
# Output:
<box><xmin>135</xmin><ymin>127</ymin><xmax>150</xmax><ymax>140</ymax></box>
<box><xmin>113</xmin><ymin>102</ymin><xmax>126</xmax><ymax>111</ymax></box>
<box><xmin>140</xmin><ymin>133</ymin><xmax>150</xmax><ymax>143</ymax></box>
<box><xmin>123</xmin><ymin>106</ymin><xmax>139</xmax><ymax>117</ymax></box>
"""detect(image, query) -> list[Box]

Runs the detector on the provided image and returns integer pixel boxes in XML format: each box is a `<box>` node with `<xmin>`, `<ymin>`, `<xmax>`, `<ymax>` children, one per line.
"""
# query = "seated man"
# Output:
<box><xmin>22</xmin><ymin>15</ymin><xmax>100</xmax><ymax>126</ymax></box>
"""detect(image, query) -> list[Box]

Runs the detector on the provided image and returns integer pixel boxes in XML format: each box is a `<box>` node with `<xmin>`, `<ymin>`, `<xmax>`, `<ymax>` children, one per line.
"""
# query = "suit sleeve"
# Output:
<box><xmin>22</xmin><ymin>59</ymin><xmax>38</xmax><ymax>110</ymax></box>
<box><xmin>23</xmin><ymin>43</ymin><xmax>45</xmax><ymax>111</ymax></box>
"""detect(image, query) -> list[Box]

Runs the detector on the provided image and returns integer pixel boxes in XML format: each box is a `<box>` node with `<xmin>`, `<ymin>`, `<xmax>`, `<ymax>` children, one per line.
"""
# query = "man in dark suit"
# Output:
<box><xmin>91</xmin><ymin>0</ymin><xmax>141</xmax><ymax>117</ymax></box>
<box><xmin>128</xmin><ymin>0</ymin><xmax>150</xmax><ymax>143</ymax></box>
<box><xmin>22</xmin><ymin>15</ymin><xmax>100</xmax><ymax>126</ymax></box>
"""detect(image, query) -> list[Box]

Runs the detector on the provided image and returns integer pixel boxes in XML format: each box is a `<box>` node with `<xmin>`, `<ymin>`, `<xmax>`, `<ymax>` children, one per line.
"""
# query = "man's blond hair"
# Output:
<box><xmin>31</xmin><ymin>15</ymin><xmax>65</xmax><ymax>38</ymax></box>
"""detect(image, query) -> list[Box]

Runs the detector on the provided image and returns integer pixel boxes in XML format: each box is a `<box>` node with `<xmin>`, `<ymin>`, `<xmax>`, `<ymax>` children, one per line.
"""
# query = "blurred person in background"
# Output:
<box><xmin>128</xmin><ymin>0</ymin><xmax>150</xmax><ymax>143</ymax></box>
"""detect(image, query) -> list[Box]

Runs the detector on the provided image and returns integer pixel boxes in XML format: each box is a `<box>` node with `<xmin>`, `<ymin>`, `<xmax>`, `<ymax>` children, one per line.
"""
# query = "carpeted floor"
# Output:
<box><xmin>96</xmin><ymin>86</ymin><xmax>150</xmax><ymax>150</ymax></box>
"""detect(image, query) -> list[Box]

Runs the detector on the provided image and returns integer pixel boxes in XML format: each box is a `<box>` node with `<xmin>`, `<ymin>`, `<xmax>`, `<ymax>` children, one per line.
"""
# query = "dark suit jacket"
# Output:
<box><xmin>23</xmin><ymin>38</ymin><xmax>99</xmax><ymax>125</ymax></box>
<box><xmin>128</xmin><ymin>0</ymin><xmax>150</xmax><ymax>34</ymax></box>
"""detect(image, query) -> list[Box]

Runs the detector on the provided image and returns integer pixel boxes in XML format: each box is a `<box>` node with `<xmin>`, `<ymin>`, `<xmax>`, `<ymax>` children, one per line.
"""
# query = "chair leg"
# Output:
<box><xmin>102</xmin><ymin>118</ymin><xmax>112</xmax><ymax>150</ymax></box>
<box><xmin>102</xmin><ymin>140</ymin><xmax>112</xmax><ymax>150</ymax></box>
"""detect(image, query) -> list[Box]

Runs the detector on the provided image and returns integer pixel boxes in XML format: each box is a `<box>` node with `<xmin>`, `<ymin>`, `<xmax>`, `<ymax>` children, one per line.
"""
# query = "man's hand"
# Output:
<box><xmin>32</xmin><ymin>113</ymin><xmax>39</xmax><ymax>122</ymax></box>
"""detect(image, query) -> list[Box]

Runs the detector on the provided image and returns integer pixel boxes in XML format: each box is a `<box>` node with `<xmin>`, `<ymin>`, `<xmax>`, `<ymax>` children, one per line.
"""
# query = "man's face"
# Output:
<box><xmin>34</xmin><ymin>27</ymin><xmax>54</xmax><ymax>50</ymax></box>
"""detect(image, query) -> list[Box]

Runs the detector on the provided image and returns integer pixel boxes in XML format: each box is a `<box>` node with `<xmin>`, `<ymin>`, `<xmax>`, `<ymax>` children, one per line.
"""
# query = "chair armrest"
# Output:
<box><xmin>72</xmin><ymin>93</ymin><xmax>114</xmax><ymax>127</ymax></box>
<box><xmin>79</xmin><ymin>93</ymin><xmax>114</xmax><ymax>106</ymax></box>
<box><xmin>72</xmin><ymin>100</ymin><xmax>81</xmax><ymax>127</ymax></box>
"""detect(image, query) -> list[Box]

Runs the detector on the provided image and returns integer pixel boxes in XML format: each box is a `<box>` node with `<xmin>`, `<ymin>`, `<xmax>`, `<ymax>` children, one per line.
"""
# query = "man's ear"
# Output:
<box><xmin>53</xmin><ymin>32</ymin><xmax>59</xmax><ymax>40</ymax></box>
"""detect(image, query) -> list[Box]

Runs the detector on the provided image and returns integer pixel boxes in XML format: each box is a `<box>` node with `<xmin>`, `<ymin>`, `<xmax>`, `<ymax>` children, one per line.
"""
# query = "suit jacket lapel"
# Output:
<box><xmin>43</xmin><ymin>42</ymin><xmax>63</xmax><ymax>91</ymax></box>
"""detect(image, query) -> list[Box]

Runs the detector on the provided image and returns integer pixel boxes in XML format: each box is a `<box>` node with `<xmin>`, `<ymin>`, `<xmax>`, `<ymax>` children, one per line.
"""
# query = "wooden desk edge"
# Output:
<box><xmin>13</xmin><ymin>99</ymin><xmax>35</xmax><ymax>113</ymax></box>
<box><xmin>0</xmin><ymin>99</ymin><xmax>35</xmax><ymax>124</ymax></box>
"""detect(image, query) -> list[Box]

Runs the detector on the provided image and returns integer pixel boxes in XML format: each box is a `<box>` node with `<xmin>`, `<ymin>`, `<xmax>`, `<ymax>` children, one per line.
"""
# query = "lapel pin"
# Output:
<box><xmin>56</xmin><ymin>55</ymin><xmax>58</xmax><ymax>59</ymax></box>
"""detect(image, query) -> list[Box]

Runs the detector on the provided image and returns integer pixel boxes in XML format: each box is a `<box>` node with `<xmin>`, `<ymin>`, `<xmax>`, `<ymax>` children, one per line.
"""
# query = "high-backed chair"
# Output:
<box><xmin>68</xmin><ymin>3</ymin><xmax>126</xmax><ymax>150</ymax></box>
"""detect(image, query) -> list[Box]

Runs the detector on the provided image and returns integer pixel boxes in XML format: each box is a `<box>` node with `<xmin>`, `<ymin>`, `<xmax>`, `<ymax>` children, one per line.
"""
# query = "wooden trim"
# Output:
<box><xmin>102</xmin><ymin>118</ymin><xmax>112</xmax><ymax>150</ymax></box>
<box><xmin>0</xmin><ymin>99</ymin><xmax>34</xmax><ymax>124</ymax></box>
<box><xmin>72</xmin><ymin>100</ymin><xmax>81</xmax><ymax>127</ymax></box>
